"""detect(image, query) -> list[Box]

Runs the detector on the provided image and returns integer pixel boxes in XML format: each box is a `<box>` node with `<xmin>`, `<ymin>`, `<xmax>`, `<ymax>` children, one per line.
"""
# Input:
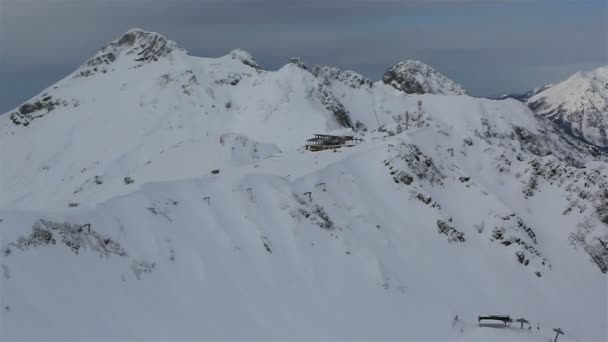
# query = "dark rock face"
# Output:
<box><xmin>230</xmin><ymin>49</ymin><xmax>261</xmax><ymax>70</ymax></box>
<box><xmin>436</xmin><ymin>220</ymin><xmax>465</xmax><ymax>243</ymax></box>
<box><xmin>572</xmin><ymin>231</ymin><xmax>608</xmax><ymax>273</ymax></box>
<box><xmin>117</xmin><ymin>31</ymin><xmax>138</xmax><ymax>46</ymax></box>
<box><xmin>9</xmin><ymin>94</ymin><xmax>69</xmax><ymax>126</ymax></box>
<box><xmin>518</xmin><ymin>155</ymin><xmax>608</xmax><ymax>274</ymax></box>
<box><xmin>284</xmin><ymin>62</ymin><xmax>371</xmax><ymax>129</ymax></box>
<box><xmin>311</xmin><ymin>65</ymin><xmax>373</xmax><ymax>89</ymax></box>
<box><xmin>77</xmin><ymin>53</ymin><xmax>116</xmax><ymax>77</ymax></box>
<box><xmin>133</xmin><ymin>34</ymin><xmax>171</xmax><ymax>63</ymax></box>
<box><xmin>513</xmin><ymin>126</ymin><xmax>554</xmax><ymax>158</ymax></box>
<box><xmin>287</xmin><ymin>58</ymin><xmax>372</xmax><ymax>89</ymax></box>
<box><xmin>117</xmin><ymin>29</ymin><xmax>177</xmax><ymax>63</ymax></box>
<box><xmin>386</xmin><ymin>143</ymin><xmax>445</xmax><ymax>186</ymax></box>
<box><xmin>75</xmin><ymin>29</ymin><xmax>180</xmax><ymax>78</ymax></box>
<box><xmin>8</xmin><ymin>220</ymin><xmax>127</xmax><ymax>258</ymax></box>
<box><xmin>511</xmin><ymin>121</ymin><xmax>603</xmax><ymax>167</ymax></box>
<box><xmin>382</xmin><ymin>70</ymin><xmax>425</xmax><ymax>94</ymax></box>
<box><xmin>490</xmin><ymin>214</ymin><xmax>548</xmax><ymax>275</ymax></box>
<box><xmin>381</xmin><ymin>60</ymin><xmax>467</xmax><ymax>95</ymax></box>
<box><xmin>292</xmin><ymin>194</ymin><xmax>335</xmax><ymax>230</ymax></box>
<box><xmin>529</xmin><ymin>100</ymin><xmax>608</xmax><ymax>149</ymax></box>
<box><xmin>288</xmin><ymin>57</ymin><xmax>307</xmax><ymax>70</ymax></box>
<box><xmin>316</xmin><ymin>84</ymin><xmax>353</xmax><ymax>128</ymax></box>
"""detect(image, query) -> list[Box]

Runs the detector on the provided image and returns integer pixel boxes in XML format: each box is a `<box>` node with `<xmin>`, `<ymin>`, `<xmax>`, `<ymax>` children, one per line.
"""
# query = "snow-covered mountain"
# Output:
<box><xmin>493</xmin><ymin>85</ymin><xmax>552</xmax><ymax>102</ymax></box>
<box><xmin>527</xmin><ymin>66</ymin><xmax>608</xmax><ymax>148</ymax></box>
<box><xmin>382</xmin><ymin>60</ymin><xmax>468</xmax><ymax>95</ymax></box>
<box><xmin>1</xmin><ymin>29</ymin><xmax>607</xmax><ymax>341</ymax></box>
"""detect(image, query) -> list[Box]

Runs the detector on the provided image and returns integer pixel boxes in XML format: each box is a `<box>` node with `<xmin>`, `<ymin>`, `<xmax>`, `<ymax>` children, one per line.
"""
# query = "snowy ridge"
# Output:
<box><xmin>310</xmin><ymin>64</ymin><xmax>374</xmax><ymax>89</ymax></box>
<box><xmin>493</xmin><ymin>84</ymin><xmax>552</xmax><ymax>102</ymax></box>
<box><xmin>229</xmin><ymin>48</ymin><xmax>262</xmax><ymax>70</ymax></box>
<box><xmin>76</xmin><ymin>28</ymin><xmax>183</xmax><ymax>77</ymax></box>
<box><xmin>0</xmin><ymin>29</ymin><xmax>606</xmax><ymax>341</ymax></box>
<box><xmin>528</xmin><ymin>66</ymin><xmax>608</xmax><ymax>147</ymax></box>
<box><xmin>382</xmin><ymin>59</ymin><xmax>468</xmax><ymax>95</ymax></box>
<box><xmin>287</xmin><ymin>57</ymin><xmax>373</xmax><ymax>90</ymax></box>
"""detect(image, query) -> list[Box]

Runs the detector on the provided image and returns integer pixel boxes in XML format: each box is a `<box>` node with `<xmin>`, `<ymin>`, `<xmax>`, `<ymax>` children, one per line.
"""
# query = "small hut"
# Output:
<box><xmin>305</xmin><ymin>134</ymin><xmax>359</xmax><ymax>152</ymax></box>
<box><xmin>478</xmin><ymin>315</ymin><xmax>513</xmax><ymax>327</ymax></box>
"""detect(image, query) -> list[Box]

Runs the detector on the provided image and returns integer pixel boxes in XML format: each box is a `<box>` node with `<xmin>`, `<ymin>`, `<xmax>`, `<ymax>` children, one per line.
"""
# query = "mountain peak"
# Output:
<box><xmin>74</xmin><ymin>28</ymin><xmax>183</xmax><ymax>78</ymax></box>
<box><xmin>122</xmin><ymin>27</ymin><xmax>149</xmax><ymax>35</ymax></box>
<box><xmin>527</xmin><ymin>65</ymin><xmax>608</xmax><ymax>147</ymax></box>
<box><xmin>228</xmin><ymin>48</ymin><xmax>261</xmax><ymax>70</ymax></box>
<box><xmin>110</xmin><ymin>28</ymin><xmax>180</xmax><ymax>56</ymax></box>
<box><xmin>287</xmin><ymin>57</ymin><xmax>308</xmax><ymax>70</ymax></box>
<box><xmin>310</xmin><ymin>65</ymin><xmax>373</xmax><ymax>89</ymax></box>
<box><xmin>394</xmin><ymin>59</ymin><xmax>428</xmax><ymax>68</ymax></box>
<box><xmin>382</xmin><ymin>59</ymin><xmax>467</xmax><ymax>95</ymax></box>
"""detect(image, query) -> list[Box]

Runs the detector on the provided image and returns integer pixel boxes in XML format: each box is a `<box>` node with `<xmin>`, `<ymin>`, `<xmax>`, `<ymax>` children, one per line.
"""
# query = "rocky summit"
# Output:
<box><xmin>382</xmin><ymin>60</ymin><xmax>468</xmax><ymax>95</ymax></box>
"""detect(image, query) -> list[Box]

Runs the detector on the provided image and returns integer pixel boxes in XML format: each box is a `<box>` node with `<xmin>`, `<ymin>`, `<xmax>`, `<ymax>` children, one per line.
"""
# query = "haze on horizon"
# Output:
<box><xmin>0</xmin><ymin>0</ymin><xmax>606</xmax><ymax>113</ymax></box>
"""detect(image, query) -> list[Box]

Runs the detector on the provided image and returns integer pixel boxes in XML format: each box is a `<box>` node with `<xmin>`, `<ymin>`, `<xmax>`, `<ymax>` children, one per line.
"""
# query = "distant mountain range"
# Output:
<box><xmin>492</xmin><ymin>85</ymin><xmax>552</xmax><ymax>102</ymax></box>
<box><xmin>494</xmin><ymin>66</ymin><xmax>608</xmax><ymax>149</ymax></box>
<box><xmin>528</xmin><ymin>67</ymin><xmax>608</xmax><ymax>148</ymax></box>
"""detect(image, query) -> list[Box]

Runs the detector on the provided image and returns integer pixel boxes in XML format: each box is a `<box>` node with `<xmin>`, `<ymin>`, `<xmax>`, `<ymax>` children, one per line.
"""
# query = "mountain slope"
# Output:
<box><xmin>0</xmin><ymin>29</ymin><xmax>606</xmax><ymax>341</ymax></box>
<box><xmin>0</xmin><ymin>30</ymin><xmax>359</xmax><ymax>210</ymax></box>
<box><xmin>528</xmin><ymin>66</ymin><xmax>608</xmax><ymax>148</ymax></box>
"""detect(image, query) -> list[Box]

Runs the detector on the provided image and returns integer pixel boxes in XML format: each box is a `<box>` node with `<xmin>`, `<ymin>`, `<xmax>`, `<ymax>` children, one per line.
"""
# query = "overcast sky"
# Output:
<box><xmin>0</xmin><ymin>0</ymin><xmax>606</xmax><ymax>112</ymax></box>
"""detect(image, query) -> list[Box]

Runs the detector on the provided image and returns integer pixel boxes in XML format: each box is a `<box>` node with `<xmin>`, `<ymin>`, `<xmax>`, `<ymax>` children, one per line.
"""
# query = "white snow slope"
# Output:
<box><xmin>1</xmin><ymin>29</ymin><xmax>607</xmax><ymax>341</ymax></box>
<box><xmin>528</xmin><ymin>66</ymin><xmax>608</xmax><ymax>148</ymax></box>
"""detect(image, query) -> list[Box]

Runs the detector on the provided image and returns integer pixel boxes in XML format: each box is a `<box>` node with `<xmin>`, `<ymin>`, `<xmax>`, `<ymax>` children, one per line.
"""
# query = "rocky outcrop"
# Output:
<box><xmin>8</xmin><ymin>219</ymin><xmax>126</xmax><ymax>258</ymax></box>
<box><xmin>382</xmin><ymin>60</ymin><xmax>467</xmax><ymax>95</ymax></box>
<box><xmin>311</xmin><ymin>65</ymin><xmax>373</xmax><ymax>89</ymax></box>
<box><xmin>75</xmin><ymin>28</ymin><xmax>182</xmax><ymax>77</ymax></box>
<box><xmin>315</xmin><ymin>84</ymin><xmax>353</xmax><ymax>128</ymax></box>
<box><xmin>229</xmin><ymin>49</ymin><xmax>261</xmax><ymax>70</ymax></box>
<box><xmin>9</xmin><ymin>94</ymin><xmax>70</xmax><ymax>126</ymax></box>
<box><xmin>287</xmin><ymin>57</ymin><xmax>373</xmax><ymax>89</ymax></box>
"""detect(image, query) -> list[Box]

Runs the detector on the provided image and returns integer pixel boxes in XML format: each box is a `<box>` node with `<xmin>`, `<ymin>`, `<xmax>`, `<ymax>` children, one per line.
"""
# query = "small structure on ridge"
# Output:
<box><xmin>305</xmin><ymin>134</ymin><xmax>361</xmax><ymax>152</ymax></box>
<box><xmin>478</xmin><ymin>315</ymin><xmax>513</xmax><ymax>327</ymax></box>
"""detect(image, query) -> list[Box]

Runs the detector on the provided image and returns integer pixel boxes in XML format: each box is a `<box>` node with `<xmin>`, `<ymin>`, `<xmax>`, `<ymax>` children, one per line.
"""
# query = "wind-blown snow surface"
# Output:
<box><xmin>1</xmin><ymin>29</ymin><xmax>607</xmax><ymax>341</ymax></box>
<box><xmin>528</xmin><ymin>66</ymin><xmax>608</xmax><ymax>148</ymax></box>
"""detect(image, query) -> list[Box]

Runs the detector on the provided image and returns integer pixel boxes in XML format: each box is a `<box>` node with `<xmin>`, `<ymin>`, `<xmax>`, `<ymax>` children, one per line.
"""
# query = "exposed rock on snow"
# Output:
<box><xmin>315</xmin><ymin>84</ymin><xmax>353</xmax><ymax>128</ymax></box>
<box><xmin>76</xmin><ymin>28</ymin><xmax>182</xmax><ymax>78</ymax></box>
<box><xmin>311</xmin><ymin>65</ymin><xmax>374</xmax><ymax>89</ymax></box>
<box><xmin>287</xmin><ymin>57</ymin><xmax>308</xmax><ymax>70</ymax></box>
<box><xmin>386</xmin><ymin>143</ymin><xmax>444</xmax><ymax>186</ymax></box>
<box><xmin>436</xmin><ymin>219</ymin><xmax>465</xmax><ymax>243</ymax></box>
<box><xmin>229</xmin><ymin>48</ymin><xmax>261</xmax><ymax>70</ymax></box>
<box><xmin>9</xmin><ymin>93</ymin><xmax>70</xmax><ymax>126</ymax></box>
<box><xmin>382</xmin><ymin>60</ymin><xmax>468</xmax><ymax>95</ymax></box>
<box><xmin>8</xmin><ymin>220</ymin><xmax>126</xmax><ymax>258</ymax></box>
